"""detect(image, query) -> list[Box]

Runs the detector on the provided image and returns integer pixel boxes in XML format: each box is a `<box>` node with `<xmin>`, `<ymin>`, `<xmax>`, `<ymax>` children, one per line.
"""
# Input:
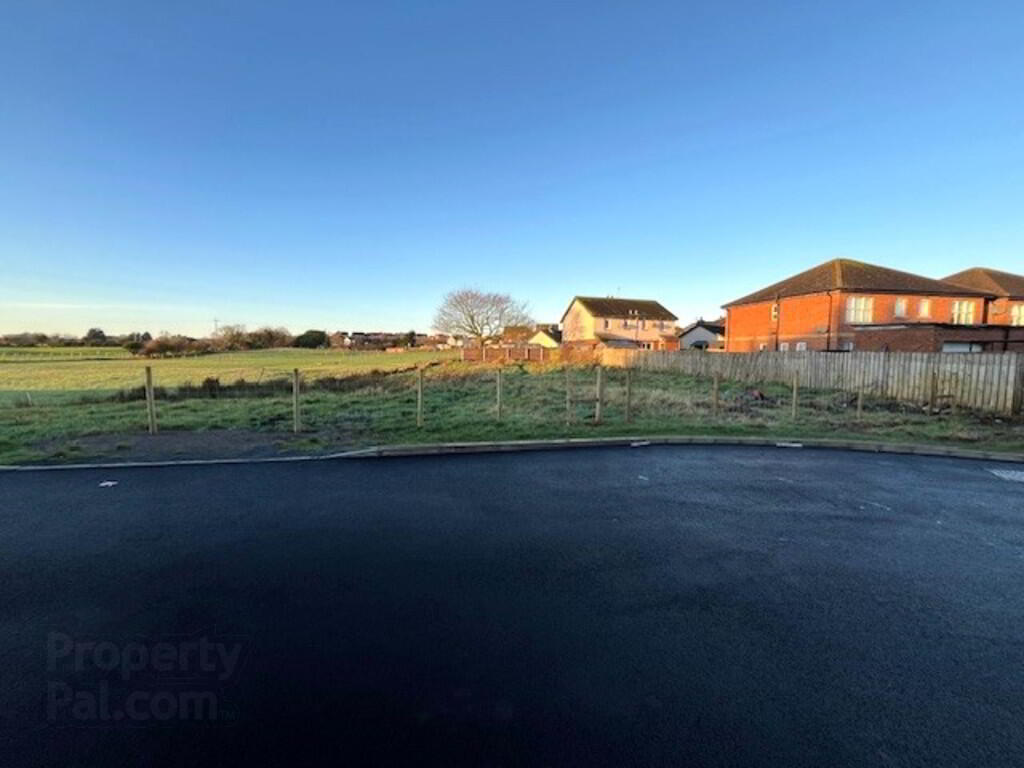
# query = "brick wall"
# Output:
<box><xmin>986</xmin><ymin>297</ymin><xmax>1024</xmax><ymax>326</ymax></box>
<box><xmin>853</xmin><ymin>325</ymin><xmax>1024</xmax><ymax>352</ymax></box>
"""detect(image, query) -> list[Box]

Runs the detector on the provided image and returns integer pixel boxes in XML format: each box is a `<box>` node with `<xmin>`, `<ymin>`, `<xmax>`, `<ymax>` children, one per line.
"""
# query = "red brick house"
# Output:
<box><xmin>723</xmin><ymin>259</ymin><xmax>993</xmax><ymax>352</ymax></box>
<box><xmin>942</xmin><ymin>268</ymin><xmax>1024</xmax><ymax>327</ymax></box>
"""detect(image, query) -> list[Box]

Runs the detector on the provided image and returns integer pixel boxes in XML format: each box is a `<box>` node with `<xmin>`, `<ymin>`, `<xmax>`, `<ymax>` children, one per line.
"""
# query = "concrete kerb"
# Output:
<box><xmin>335</xmin><ymin>436</ymin><xmax>1024</xmax><ymax>464</ymax></box>
<box><xmin>3</xmin><ymin>435</ymin><xmax>1022</xmax><ymax>472</ymax></box>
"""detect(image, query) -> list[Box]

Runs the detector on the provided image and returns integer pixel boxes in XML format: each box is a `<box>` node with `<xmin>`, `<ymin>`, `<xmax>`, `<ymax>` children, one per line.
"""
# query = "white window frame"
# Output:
<box><xmin>893</xmin><ymin>298</ymin><xmax>907</xmax><ymax>317</ymax></box>
<box><xmin>795</xmin><ymin>341</ymin><xmax>807</xmax><ymax>351</ymax></box>
<box><xmin>918</xmin><ymin>298</ymin><xmax>931</xmax><ymax>318</ymax></box>
<box><xmin>1012</xmin><ymin>304</ymin><xmax>1024</xmax><ymax>326</ymax></box>
<box><xmin>952</xmin><ymin>300</ymin><xmax>975</xmax><ymax>325</ymax></box>
<box><xmin>603</xmin><ymin>318</ymin><xmax>609</xmax><ymax>329</ymax></box>
<box><xmin>758</xmin><ymin>343</ymin><xmax>767</xmax><ymax>351</ymax></box>
<box><xmin>845</xmin><ymin>296</ymin><xmax>873</xmax><ymax>324</ymax></box>
<box><xmin>779</xmin><ymin>342</ymin><xmax>789</xmax><ymax>352</ymax></box>
<box><xmin>942</xmin><ymin>341</ymin><xmax>983</xmax><ymax>353</ymax></box>
<box><xmin>770</xmin><ymin>304</ymin><xmax>778</xmax><ymax>322</ymax></box>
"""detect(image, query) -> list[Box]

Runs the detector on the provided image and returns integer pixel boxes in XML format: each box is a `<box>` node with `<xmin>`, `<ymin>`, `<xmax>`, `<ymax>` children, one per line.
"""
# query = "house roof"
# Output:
<box><xmin>679</xmin><ymin>317</ymin><xmax>726</xmax><ymax>336</ymax></box>
<box><xmin>561</xmin><ymin>296</ymin><xmax>678</xmax><ymax>322</ymax></box>
<box><xmin>530</xmin><ymin>327</ymin><xmax>562</xmax><ymax>343</ymax></box>
<box><xmin>723</xmin><ymin>259</ymin><xmax>992</xmax><ymax>307</ymax></box>
<box><xmin>941</xmin><ymin>267</ymin><xmax>1024</xmax><ymax>299</ymax></box>
<box><xmin>593</xmin><ymin>334</ymin><xmax>640</xmax><ymax>348</ymax></box>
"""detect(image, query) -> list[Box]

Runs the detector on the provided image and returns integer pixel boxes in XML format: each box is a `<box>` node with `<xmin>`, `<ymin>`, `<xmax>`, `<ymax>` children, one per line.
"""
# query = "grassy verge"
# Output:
<box><xmin>2</xmin><ymin>364</ymin><xmax>1022</xmax><ymax>465</ymax></box>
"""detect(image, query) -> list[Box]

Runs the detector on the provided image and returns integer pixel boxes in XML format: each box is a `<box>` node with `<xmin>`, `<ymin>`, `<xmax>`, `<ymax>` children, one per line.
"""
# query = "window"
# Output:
<box><xmin>795</xmin><ymin>341</ymin><xmax>807</xmax><ymax>351</ymax></box>
<box><xmin>658</xmin><ymin>321</ymin><xmax>665</xmax><ymax>330</ymax></box>
<box><xmin>779</xmin><ymin>342</ymin><xmax>789</xmax><ymax>352</ymax></box>
<box><xmin>640</xmin><ymin>320</ymin><xmax>646</xmax><ymax>330</ymax></box>
<box><xmin>758</xmin><ymin>343</ymin><xmax>767</xmax><ymax>351</ymax></box>
<box><xmin>621</xmin><ymin>319</ymin><xmax>629</xmax><ymax>329</ymax></box>
<box><xmin>770</xmin><ymin>304</ymin><xmax>778</xmax><ymax>321</ymax></box>
<box><xmin>893</xmin><ymin>298</ymin><xmax>907</xmax><ymax>317</ymax></box>
<box><xmin>845</xmin><ymin>296</ymin><xmax>873</xmax><ymax>324</ymax></box>
<box><xmin>942</xmin><ymin>342</ymin><xmax>983</xmax><ymax>353</ymax></box>
<box><xmin>841</xmin><ymin>341</ymin><xmax>854</xmax><ymax>351</ymax></box>
<box><xmin>603</xmin><ymin>319</ymin><xmax>609</xmax><ymax>329</ymax></box>
<box><xmin>952</xmin><ymin>300</ymin><xmax>975</xmax><ymax>324</ymax></box>
<box><xmin>918</xmin><ymin>299</ymin><xmax>931</xmax><ymax>318</ymax></box>
<box><xmin>1012</xmin><ymin>304</ymin><xmax>1024</xmax><ymax>326</ymax></box>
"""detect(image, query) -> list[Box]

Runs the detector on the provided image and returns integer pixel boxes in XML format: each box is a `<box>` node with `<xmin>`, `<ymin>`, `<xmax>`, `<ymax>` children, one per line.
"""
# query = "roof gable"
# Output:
<box><xmin>723</xmin><ymin>259</ymin><xmax>992</xmax><ymax>307</ymax></box>
<box><xmin>530</xmin><ymin>327</ymin><xmax>562</xmax><ymax>343</ymax></box>
<box><xmin>942</xmin><ymin>267</ymin><xmax>1024</xmax><ymax>299</ymax></box>
<box><xmin>560</xmin><ymin>296</ymin><xmax>677</xmax><ymax>323</ymax></box>
<box><xmin>680</xmin><ymin>318</ymin><xmax>726</xmax><ymax>336</ymax></box>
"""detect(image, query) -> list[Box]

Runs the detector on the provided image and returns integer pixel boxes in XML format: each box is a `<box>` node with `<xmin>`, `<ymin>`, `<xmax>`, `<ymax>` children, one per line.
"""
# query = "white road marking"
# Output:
<box><xmin>989</xmin><ymin>469</ymin><xmax>1024</xmax><ymax>483</ymax></box>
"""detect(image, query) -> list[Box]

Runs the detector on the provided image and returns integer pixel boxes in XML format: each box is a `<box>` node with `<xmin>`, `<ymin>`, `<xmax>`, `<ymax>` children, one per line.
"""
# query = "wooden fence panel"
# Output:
<box><xmin>619</xmin><ymin>350</ymin><xmax>1023</xmax><ymax>415</ymax></box>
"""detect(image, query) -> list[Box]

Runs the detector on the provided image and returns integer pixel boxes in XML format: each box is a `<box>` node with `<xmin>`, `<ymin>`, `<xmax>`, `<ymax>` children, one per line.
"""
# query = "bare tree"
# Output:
<box><xmin>212</xmin><ymin>324</ymin><xmax>248</xmax><ymax>351</ymax></box>
<box><xmin>433</xmin><ymin>289</ymin><xmax>532</xmax><ymax>344</ymax></box>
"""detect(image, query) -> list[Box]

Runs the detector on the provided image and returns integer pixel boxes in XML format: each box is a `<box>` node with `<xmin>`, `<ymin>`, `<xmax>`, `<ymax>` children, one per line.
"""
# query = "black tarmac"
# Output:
<box><xmin>2</xmin><ymin>446</ymin><xmax>1023</xmax><ymax>766</ymax></box>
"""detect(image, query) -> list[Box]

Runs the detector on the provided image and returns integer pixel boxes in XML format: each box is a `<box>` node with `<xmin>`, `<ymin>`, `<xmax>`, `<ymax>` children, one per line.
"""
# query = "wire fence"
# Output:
<box><xmin>120</xmin><ymin>362</ymin><xmax>1010</xmax><ymax>441</ymax></box>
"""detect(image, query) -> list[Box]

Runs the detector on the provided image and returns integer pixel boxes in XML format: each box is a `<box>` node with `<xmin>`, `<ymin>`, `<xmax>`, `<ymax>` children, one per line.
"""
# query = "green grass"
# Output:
<box><xmin>2</xmin><ymin>363</ymin><xmax>1021</xmax><ymax>465</ymax></box>
<box><xmin>0</xmin><ymin>346</ymin><xmax>132</xmax><ymax>361</ymax></box>
<box><xmin>0</xmin><ymin>347</ymin><xmax>457</xmax><ymax>405</ymax></box>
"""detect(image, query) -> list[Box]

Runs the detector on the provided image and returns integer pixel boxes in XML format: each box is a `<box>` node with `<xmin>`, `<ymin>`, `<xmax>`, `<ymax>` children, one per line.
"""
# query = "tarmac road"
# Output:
<box><xmin>2</xmin><ymin>446</ymin><xmax>1023</xmax><ymax>767</ymax></box>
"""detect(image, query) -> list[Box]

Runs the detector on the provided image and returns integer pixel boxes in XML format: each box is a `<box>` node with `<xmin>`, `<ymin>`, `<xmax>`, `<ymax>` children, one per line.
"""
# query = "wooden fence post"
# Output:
<box><xmin>496</xmin><ymin>367</ymin><xmax>503</xmax><ymax>422</ymax></box>
<box><xmin>144</xmin><ymin>366</ymin><xmax>158</xmax><ymax>435</ymax></box>
<box><xmin>929</xmin><ymin>367</ymin><xmax>938</xmax><ymax>414</ymax></box>
<box><xmin>416</xmin><ymin>366</ymin><xmax>424</xmax><ymax>428</ymax></box>
<box><xmin>292</xmin><ymin>368</ymin><xmax>301</xmax><ymax>433</ymax></box>
<box><xmin>712</xmin><ymin>373</ymin><xmax>720</xmax><ymax>415</ymax></box>
<box><xmin>791</xmin><ymin>373</ymin><xmax>799</xmax><ymax>420</ymax></box>
<box><xmin>595</xmin><ymin>365</ymin><xmax>604</xmax><ymax>424</ymax></box>
<box><xmin>565</xmin><ymin>365</ymin><xmax>572</xmax><ymax>425</ymax></box>
<box><xmin>625</xmin><ymin>367</ymin><xmax>633</xmax><ymax>423</ymax></box>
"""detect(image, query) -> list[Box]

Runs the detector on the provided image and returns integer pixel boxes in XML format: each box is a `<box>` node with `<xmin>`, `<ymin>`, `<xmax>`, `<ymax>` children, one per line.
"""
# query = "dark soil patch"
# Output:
<box><xmin>33</xmin><ymin>429</ymin><xmax>359</xmax><ymax>465</ymax></box>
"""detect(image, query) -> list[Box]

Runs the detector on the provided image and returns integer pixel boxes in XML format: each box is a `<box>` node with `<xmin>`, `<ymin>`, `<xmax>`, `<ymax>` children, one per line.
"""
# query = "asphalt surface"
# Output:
<box><xmin>2</xmin><ymin>446</ymin><xmax>1023</xmax><ymax>767</ymax></box>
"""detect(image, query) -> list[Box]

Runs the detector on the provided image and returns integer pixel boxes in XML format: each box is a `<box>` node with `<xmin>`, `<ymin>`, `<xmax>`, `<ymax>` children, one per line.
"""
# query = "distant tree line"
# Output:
<box><xmin>2</xmin><ymin>326</ymin><xmax>349</xmax><ymax>357</ymax></box>
<box><xmin>0</xmin><ymin>329</ymin><xmax>152</xmax><ymax>349</ymax></box>
<box><xmin>0</xmin><ymin>311</ymin><xmax>473</xmax><ymax>360</ymax></box>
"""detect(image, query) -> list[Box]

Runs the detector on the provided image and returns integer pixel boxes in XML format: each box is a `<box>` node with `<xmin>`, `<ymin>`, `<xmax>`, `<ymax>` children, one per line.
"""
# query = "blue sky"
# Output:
<box><xmin>2</xmin><ymin>0</ymin><xmax>1022</xmax><ymax>336</ymax></box>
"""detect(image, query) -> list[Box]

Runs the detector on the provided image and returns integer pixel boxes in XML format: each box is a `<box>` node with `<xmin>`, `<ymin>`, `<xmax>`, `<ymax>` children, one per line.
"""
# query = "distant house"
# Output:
<box><xmin>528</xmin><ymin>326</ymin><xmax>562</xmax><ymax>348</ymax></box>
<box><xmin>679</xmin><ymin>318</ymin><xmax>725</xmax><ymax>350</ymax></box>
<box><xmin>328</xmin><ymin>331</ymin><xmax>351</xmax><ymax>348</ymax></box>
<box><xmin>561</xmin><ymin>296</ymin><xmax>679</xmax><ymax>350</ymax></box>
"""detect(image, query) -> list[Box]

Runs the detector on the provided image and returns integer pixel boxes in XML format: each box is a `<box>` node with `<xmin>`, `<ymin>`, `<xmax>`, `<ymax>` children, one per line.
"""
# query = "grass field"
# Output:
<box><xmin>0</xmin><ymin>346</ymin><xmax>132</xmax><ymax>361</ymax></box>
<box><xmin>0</xmin><ymin>347</ymin><xmax>457</xmax><ymax>403</ymax></box>
<box><xmin>2</xmin><ymin>359</ymin><xmax>1022</xmax><ymax>465</ymax></box>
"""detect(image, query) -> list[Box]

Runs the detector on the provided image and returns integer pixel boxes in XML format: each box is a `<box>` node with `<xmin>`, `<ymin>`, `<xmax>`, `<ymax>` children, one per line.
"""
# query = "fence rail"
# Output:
<box><xmin>610</xmin><ymin>350</ymin><xmax>1024</xmax><ymax>415</ymax></box>
<box><xmin>461</xmin><ymin>346</ymin><xmax>555</xmax><ymax>363</ymax></box>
